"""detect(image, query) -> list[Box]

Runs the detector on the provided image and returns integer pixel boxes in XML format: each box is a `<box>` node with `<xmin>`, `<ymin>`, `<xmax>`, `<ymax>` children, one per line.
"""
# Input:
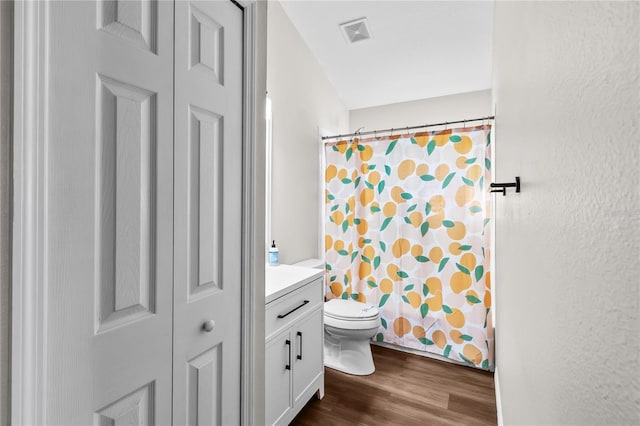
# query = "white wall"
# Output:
<box><xmin>0</xmin><ymin>1</ymin><xmax>12</xmax><ymax>424</ymax></box>
<box><xmin>267</xmin><ymin>0</ymin><xmax>349</xmax><ymax>264</ymax></box>
<box><xmin>350</xmin><ymin>90</ymin><xmax>492</xmax><ymax>132</ymax></box>
<box><xmin>493</xmin><ymin>2</ymin><xmax>639</xmax><ymax>425</ymax></box>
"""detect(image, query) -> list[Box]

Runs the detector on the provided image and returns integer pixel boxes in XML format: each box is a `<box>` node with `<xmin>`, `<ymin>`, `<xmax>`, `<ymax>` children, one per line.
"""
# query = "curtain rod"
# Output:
<box><xmin>321</xmin><ymin>115</ymin><xmax>495</xmax><ymax>141</ymax></box>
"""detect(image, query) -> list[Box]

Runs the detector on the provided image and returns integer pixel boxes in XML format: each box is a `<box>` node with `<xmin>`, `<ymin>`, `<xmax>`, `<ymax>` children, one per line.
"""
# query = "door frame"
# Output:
<box><xmin>10</xmin><ymin>1</ymin><xmax>266</xmax><ymax>424</ymax></box>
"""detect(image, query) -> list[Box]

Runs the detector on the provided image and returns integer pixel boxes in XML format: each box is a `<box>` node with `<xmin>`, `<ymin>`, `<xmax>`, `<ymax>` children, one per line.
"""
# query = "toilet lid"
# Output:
<box><xmin>324</xmin><ymin>299</ymin><xmax>379</xmax><ymax>320</ymax></box>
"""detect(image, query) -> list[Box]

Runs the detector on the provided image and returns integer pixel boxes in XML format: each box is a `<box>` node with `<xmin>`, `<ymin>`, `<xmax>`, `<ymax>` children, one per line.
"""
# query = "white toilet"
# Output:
<box><xmin>323</xmin><ymin>299</ymin><xmax>381</xmax><ymax>376</ymax></box>
<box><xmin>291</xmin><ymin>259</ymin><xmax>381</xmax><ymax>376</ymax></box>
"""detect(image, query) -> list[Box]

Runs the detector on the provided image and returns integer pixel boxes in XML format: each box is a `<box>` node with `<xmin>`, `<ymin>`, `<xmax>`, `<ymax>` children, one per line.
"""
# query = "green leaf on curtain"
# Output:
<box><xmin>420</xmin><ymin>222</ymin><xmax>429</xmax><ymax>237</ymax></box>
<box><xmin>351</xmin><ymin>251</ymin><xmax>359</xmax><ymax>263</ymax></box>
<box><xmin>442</xmin><ymin>172</ymin><xmax>456</xmax><ymax>189</ymax></box>
<box><xmin>329</xmin><ymin>275</ymin><xmax>336</xmax><ymax>282</ymax></box>
<box><xmin>374</xmin><ymin>256</ymin><xmax>381</xmax><ymax>269</ymax></box>
<box><xmin>337</xmin><ymin>249</ymin><xmax>349</xmax><ymax>256</ymax></box>
<box><xmin>449</xmin><ymin>135</ymin><xmax>461</xmax><ymax>143</ymax></box>
<box><xmin>419</xmin><ymin>337</ymin><xmax>435</xmax><ymax>345</ymax></box>
<box><xmin>443</xmin><ymin>345</ymin><xmax>452</xmax><ymax>358</ymax></box>
<box><xmin>404</xmin><ymin>217</ymin><xmax>412</xmax><ymax>225</ymax></box>
<box><xmin>327</xmin><ymin>193</ymin><xmax>335</xmax><ymax>200</ymax></box>
<box><xmin>397</xmin><ymin>271</ymin><xmax>409</xmax><ymax>279</ymax></box>
<box><xmin>465</xmin><ymin>295</ymin><xmax>482</xmax><ymax>304</ymax></box>
<box><xmin>456</xmin><ymin>263</ymin><xmax>471</xmax><ymax>275</ymax></box>
<box><xmin>402</xmin><ymin>295</ymin><xmax>410</xmax><ymax>304</ymax></box>
<box><xmin>410</xmin><ymin>137</ymin><xmax>417</xmax><ymax>145</ymax></box>
<box><xmin>442</xmin><ymin>220</ymin><xmax>455</xmax><ymax>228</ymax></box>
<box><xmin>367</xmin><ymin>280</ymin><xmax>377</xmax><ymax>288</ymax></box>
<box><xmin>485</xmin><ymin>158</ymin><xmax>491</xmax><ymax>170</ymax></box>
<box><xmin>365</xmin><ymin>181</ymin><xmax>374</xmax><ymax>189</ymax></box>
<box><xmin>341</xmin><ymin>292</ymin><xmax>348</xmax><ymax>300</ymax></box>
<box><xmin>385</xmin><ymin>140</ymin><xmax>398</xmax><ymax>155</ymax></box>
<box><xmin>362</xmin><ymin>255</ymin><xmax>371</xmax><ymax>264</ymax></box>
<box><xmin>354</xmin><ymin>218</ymin><xmax>361</xmax><ymax>225</ymax></box>
<box><xmin>482</xmin><ymin>359</ymin><xmax>490</xmax><ymax>370</ymax></box>
<box><xmin>341</xmin><ymin>221</ymin><xmax>348</xmax><ymax>233</ymax></box>
<box><xmin>420</xmin><ymin>174</ymin><xmax>435</xmax><ymax>181</ymax></box>
<box><xmin>340</xmin><ymin>178</ymin><xmax>352</xmax><ymax>184</ymax></box>
<box><xmin>345</xmin><ymin>203</ymin><xmax>350</xmax><ymax>215</ymax></box>
<box><xmin>384</xmin><ymin>165</ymin><xmax>392</xmax><ymax>176</ymax></box>
<box><xmin>354</xmin><ymin>177</ymin><xmax>361</xmax><ymax>188</ymax></box>
<box><xmin>380</xmin><ymin>318</ymin><xmax>387</xmax><ymax>329</ymax></box>
<box><xmin>427</xmin><ymin>140</ymin><xmax>436</xmax><ymax>156</ymax></box>
<box><xmin>484</xmin><ymin>308</ymin><xmax>490</xmax><ymax>328</ymax></box>
<box><xmin>346</xmin><ymin>147</ymin><xmax>353</xmax><ymax>161</ymax></box>
<box><xmin>404</xmin><ymin>284</ymin><xmax>414</xmax><ymax>291</ymax></box>
<box><xmin>459</xmin><ymin>353</ymin><xmax>476</xmax><ymax>366</ymax></box>
<box><xmin>401</xmin><ymin>192</ymin><xmax>413</xmax><ymax>200</ymax></box>
<box><xmin>469</xmin><ymin>206</ymin><xmax>482</xmax><ymax>214</ymax></box>
<box><xmin>424</xmin><ymin>202</ymin><xmax>432</xmax><ymax>215</ymax></box>
<box><xmin>370</xmin><ymin>205</ymin><xmax>381</xmax><ymax>213</ymax></box>
<box><xmin>380</xmin><ymin>217</ymin><xmax>393</xmax><ymax>231</ymax></box>
<box><xmin>344</xmin><ymin>274</ymin><xmax>350</xmax><ymax>285</ymax></box>
<box><xmin>379</xmin><ymin>294</ymin><xmax>390</xmax><ymax>307</ymax></box>
<box><xmin>330</xmin><ymin>204</ymin><xmax>339</xmax><ymax>212</ymax></box>
<box><xmin>325</xmin><ymin>264</ymin><xmax>332</xmax><ymax>271</ymax></box>
<box><xmin>462</xmin><ymin>177</ymin><xmax>474</xmax><ymax>187</ymax></box>
<box><xmin>407</xmin><ymin>204</ymin><xmax>417</xmax><ymax>212</ymax></box>
<box><xmin>378</xmin><ymin>180</ymin><xmax>386</xmax><ymax>194</ymax></box>
<box><xmin>422</xmin><ymin>284</ymin><xmax>429</xmax><ymax>296</ymax></box>
<box><xmin>442</xmin><ymin>305</ymin><xmax>453</xmax><ymax>314</ymax></box>
<box><xmin>357</xmin><ymin>144</ymin><xmax>365</xmax><ymax>151</ymax></box>
<box><xmin>351</xmin><ymin>293</ymin><xmax>359</xmax><ymax>300</ymax></box>
<box><xmin>465</xmin><ymin>157</ymin><xmax>477</xmax><ymax>164</ymax></box>
<box><xmin>379</xmin><ymin>241</ymin><xmax>387</xmax><ymax>252</ymax></box>
<box><xmin>438</xmin><ymin>257</ymin><xmax>449</xmax><ymax>272</ymax></box>
<box><xmin>475</xmin><ymin>265</ymin><xmax>484</xmax><ymax>282</ymax></box>
<box><xmin>484</xmin><ymin>218</ymin><xmax>491</xmax><ymax>227</ymax></box>
<box><xmin>364</xmin><ymin>238</ymin><xmax>372</xmax><ymax>244</ymax></box>
<box><xmin>332</xmin><ymin>145</ymin><xmax>339</xmax><ymax>152</ymax></box>
<box><xmin>420</xmin><ymin>303</ymin><xmax>429</xmax><ymax>318</ymax></box>
<box><xmin>376</xmin><ymin>333</ymin><xmax>384</xmax><ymax>342</ymax></box>
<box><xmin>459</xmin><ymin>245</ymin><xmax>472</xmax><ymax>251</ymax></box>
<box><xmin>368</xmin><ymin>164</ymin><xmax>376</xmax><ymax>170</ymax></box>
<box><xmin>415</xmin><ymin>256</ymin><xmax>429</xmax><ymax>263</ymax></box>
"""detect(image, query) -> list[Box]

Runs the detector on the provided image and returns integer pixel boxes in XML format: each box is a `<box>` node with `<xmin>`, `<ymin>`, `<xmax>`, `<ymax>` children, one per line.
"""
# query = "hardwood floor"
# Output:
<box><xmin>291</xmin><ymin>345</ymin><xmax>497</xmax><ymax>426</ymax></box>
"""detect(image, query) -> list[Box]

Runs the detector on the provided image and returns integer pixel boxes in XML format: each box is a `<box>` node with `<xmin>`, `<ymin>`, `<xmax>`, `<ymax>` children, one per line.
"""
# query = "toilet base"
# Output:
<box><xmin>323</xmin><ymin>328</ymin><xmax>376</xmax><ymax>376</ymax></box>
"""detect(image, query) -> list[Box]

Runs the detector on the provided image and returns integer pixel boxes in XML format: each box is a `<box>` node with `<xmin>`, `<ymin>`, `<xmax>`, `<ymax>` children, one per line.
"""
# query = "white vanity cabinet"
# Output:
<box><xmin>265</xmin><ymin>265</ymin><xmax>325</xmax><ymax>426</ymax></box>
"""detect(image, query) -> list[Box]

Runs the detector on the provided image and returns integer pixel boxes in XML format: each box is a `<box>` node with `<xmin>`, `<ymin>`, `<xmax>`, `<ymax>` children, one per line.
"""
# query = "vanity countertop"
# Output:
<box><xmin>265</xmin><ymin>264</ymin><xmax>324</xmax><ymax>304</ymax></box>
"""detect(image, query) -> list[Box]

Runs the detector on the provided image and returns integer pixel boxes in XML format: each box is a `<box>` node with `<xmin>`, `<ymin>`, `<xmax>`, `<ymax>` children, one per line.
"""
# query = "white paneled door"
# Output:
<box><xmin>36</xmin><ymin>1</ymin><xmax>243</xmax><ymax>424</ymax></box>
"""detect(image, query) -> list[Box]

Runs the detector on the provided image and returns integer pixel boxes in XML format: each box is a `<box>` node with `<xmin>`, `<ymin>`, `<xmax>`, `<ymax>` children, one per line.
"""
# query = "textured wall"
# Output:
<box><xmin>0</xmin><ymin>1</ymin><xmax>12</xmax><ymax>424</ymax></box>
<box><xmin>350</xmin><ymin>90</ymin><xmax>492</xmax><ymax>133</ymax></box>
<box><xmin>493</xmin><ymin>2</ymin><xmax>639</xmax><ymax>424</ymax></box>
<box><xmin>267</xmin><ymin>0</ymin><xmax>349</xmax><ymax>264</ymax></box>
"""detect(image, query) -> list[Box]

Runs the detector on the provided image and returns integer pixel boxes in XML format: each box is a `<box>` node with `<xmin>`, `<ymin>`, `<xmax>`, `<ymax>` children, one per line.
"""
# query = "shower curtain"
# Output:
<box><xmin>324</xmin><ymin>125</ymin><xmax>493</xmax><ymax>369</ymax></box>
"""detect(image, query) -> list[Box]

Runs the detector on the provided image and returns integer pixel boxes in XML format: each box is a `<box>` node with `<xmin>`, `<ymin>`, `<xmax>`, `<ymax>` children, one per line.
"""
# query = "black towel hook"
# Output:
<box><xmin>490</xmin><ymin>177</ymin><xmax>521</xmax><ymax>196</ymax></box>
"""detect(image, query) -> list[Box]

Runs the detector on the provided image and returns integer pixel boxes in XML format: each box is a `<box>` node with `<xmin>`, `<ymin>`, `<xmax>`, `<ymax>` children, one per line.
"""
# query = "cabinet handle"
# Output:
<box><xmin>285</xmin><ymin>339</ymin><xmax>291</xmax><ymax>370</ymax></box>
<box><xmin>296</xmin><ymin>331</ymin><xmax>303</xmax><ymax>360</ymax></box>
<box><xmin>277</xmin><ymin>300</ymin><xmax>310</xmax><ymax>319</ymax></box>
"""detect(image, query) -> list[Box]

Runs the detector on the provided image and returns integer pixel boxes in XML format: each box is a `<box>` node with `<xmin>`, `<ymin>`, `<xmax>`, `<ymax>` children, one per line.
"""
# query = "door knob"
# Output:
<box><xmin>202</xmin><ymin>320</ymin><xmax>215</xmax><ymax>332</ymax></box>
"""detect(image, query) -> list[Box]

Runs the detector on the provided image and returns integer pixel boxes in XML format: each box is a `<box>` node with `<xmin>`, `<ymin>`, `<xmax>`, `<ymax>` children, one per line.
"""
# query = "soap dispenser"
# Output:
<box><xmin>268</xmin><ymin>240</ymin><xmax>279</xmax><ymax>266</ymax></box>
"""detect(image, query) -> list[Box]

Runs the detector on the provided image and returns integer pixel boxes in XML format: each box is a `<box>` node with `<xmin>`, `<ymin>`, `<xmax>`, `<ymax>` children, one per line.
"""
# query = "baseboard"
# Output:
<box><xmin>494</xmin><ymin>366</ymin><xmax>504</xmax><ymax>426</ymax></box>
<box><xmin>371</xmin><ymin>341</ymin><xmax>469</xmax><ymax>368</ymax></box>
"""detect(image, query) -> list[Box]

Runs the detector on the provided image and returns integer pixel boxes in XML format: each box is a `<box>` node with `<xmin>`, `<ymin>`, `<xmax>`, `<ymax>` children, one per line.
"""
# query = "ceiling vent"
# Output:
<box><xmin>339</xmin><ymin>17</ymin><xmax>372</xmax><ymax>44</ymax></box>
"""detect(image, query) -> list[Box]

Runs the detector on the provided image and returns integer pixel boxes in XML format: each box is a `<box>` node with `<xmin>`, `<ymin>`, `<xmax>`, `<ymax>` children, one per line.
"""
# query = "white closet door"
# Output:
<box><xmin>172</xmin><ymin>1</ymin><xmax>244</xmax><ymax>425</ymax></box>
<box><xmin>42</xmin><ymin>1</ymin><xmax>174</xmax><ymax>424</ymax></box>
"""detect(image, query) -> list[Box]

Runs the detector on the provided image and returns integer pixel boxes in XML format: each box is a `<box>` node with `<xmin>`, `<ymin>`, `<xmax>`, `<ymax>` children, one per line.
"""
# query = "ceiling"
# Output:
<box><xmin>279</xmin><ymin>1</ymin><xmax>495</xmax><ymax>110</ymax></box>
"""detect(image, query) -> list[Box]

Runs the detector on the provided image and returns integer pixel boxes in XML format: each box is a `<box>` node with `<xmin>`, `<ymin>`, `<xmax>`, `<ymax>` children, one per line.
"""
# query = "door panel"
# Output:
<box><xmin>173</xmin><ymin>1</ymin><xmax>244</xmax><ymax>424</ymax></box>
<box><xmin>293</xmin><ymin>309</ymin><xmax>324</xmax><ymax>405</ymax></box>
<box><xmin>265</xmin><ymin>329</ymin><xmax>293</xmax><ymax>426</ymax></box>
<box><xmin>44</xmin><ymin>1</ymin><xmax>174</xmax><ymax>424</ymax></box>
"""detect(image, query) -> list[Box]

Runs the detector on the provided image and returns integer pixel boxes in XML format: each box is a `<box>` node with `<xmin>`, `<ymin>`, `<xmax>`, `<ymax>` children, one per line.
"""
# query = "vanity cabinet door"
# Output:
<box><xmin>293</xmin><ymin>308</ymin><xmax>324</xmax><ymax>405</ymax></box>
<box><xmin>265</xmin><ymin>328</ymin><xmax>293</xmax><ymax>426</ymax></box>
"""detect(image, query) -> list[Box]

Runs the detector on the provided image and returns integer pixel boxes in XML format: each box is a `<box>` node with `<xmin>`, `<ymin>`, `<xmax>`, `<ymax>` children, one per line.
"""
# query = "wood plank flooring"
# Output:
<box><xmin>291</xmin><ymin>345</ymin><xmax>497</xmax><ymax>426</ymax></box>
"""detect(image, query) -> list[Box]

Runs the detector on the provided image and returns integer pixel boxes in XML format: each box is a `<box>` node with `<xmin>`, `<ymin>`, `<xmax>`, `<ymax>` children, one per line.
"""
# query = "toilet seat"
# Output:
<box><xmin>324</xmin><ymin>299</ymin><xmax>380</xmax><ymax>330</ymax></box>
